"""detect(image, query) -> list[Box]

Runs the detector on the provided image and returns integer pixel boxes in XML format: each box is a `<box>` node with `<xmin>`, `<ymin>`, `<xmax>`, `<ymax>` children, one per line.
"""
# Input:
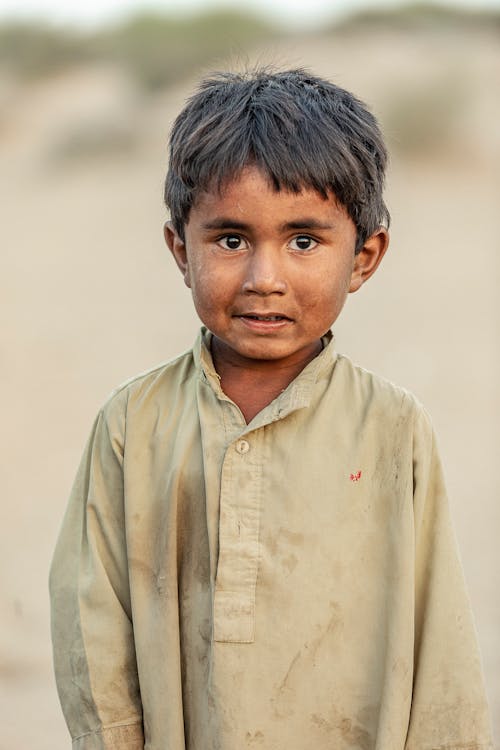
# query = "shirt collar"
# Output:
<box><xmin>194</xmin><ymin>326</ymin><xmax>337</xmax><ymax>424</ymax></box>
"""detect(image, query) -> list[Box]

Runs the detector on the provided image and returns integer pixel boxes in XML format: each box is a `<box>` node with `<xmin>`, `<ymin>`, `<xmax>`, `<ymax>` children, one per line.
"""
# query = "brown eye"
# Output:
<box><xmin>290</xmin><ymin>235</ymin><xmax>318</xmax><ymax>251</ymax></box>
<box><xmin>220</xmin><ymin>235</ymin><xmax>245</xmax><ymax>251</ymax></box>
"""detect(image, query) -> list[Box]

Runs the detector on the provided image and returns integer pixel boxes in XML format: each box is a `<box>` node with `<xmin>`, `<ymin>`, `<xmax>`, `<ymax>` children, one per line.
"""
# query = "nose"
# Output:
<box><xmin>241</xmin><ymin>245</ymin><xmax>287</xmax><ymax>295</ymax></box>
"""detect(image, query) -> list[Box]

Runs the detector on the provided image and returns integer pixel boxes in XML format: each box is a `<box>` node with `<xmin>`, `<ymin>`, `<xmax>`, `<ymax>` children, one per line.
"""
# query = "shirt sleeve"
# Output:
<box><xmin>49</xmin><ymin>393</ymin><xmax>144</xmax><ymax>750</ymax></box>
<box><xmin>405</xmin><ymin>405</ymin><xmax>494</xmax><ymax>750</ymax></box>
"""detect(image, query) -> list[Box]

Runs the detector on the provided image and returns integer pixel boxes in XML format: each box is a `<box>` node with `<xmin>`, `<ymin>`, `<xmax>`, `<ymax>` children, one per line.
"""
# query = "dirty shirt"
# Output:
<box><xmin>49</xmin><ymin>328</ymin><xmax>493</xmax><ymax>750</ymax></box>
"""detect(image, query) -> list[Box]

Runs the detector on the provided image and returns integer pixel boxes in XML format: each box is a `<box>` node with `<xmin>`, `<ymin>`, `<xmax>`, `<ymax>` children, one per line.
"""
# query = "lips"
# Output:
<box><xmin>237</xmin><ymin>313</ymin><xmax>292</xmax><ymax>321</ymax></box>
<box><xmin>234</xmin><ymin>312</ymin><xmax>294</xmax><ymax>333</ymax></box>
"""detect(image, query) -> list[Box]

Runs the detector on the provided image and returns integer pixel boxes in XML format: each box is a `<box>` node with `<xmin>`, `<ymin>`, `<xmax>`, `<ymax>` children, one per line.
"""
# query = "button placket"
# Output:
<box><xmin>214</xmin><ymin>431</ymin><xmax>262</xmax><ymax>643</ymax></box>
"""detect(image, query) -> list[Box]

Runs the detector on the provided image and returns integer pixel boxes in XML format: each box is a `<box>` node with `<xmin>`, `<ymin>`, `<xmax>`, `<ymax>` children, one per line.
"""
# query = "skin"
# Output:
<box><xmin>165</xmin><ymin>165</ymin><xmax>389</xmax><ymax>423</ymax></box>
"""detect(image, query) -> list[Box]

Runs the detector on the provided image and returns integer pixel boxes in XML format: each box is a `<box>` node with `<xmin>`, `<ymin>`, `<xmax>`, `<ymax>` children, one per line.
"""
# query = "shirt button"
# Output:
<box><xmin>236</xmin><ymin>439</ymin><xmax>250</xmax><ymax>454</ymax></box>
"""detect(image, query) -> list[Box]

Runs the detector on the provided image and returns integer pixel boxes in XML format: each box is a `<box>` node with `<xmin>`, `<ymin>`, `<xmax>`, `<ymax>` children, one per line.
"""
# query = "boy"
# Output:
<box><xmin>49</xmin><ymin>69</ymin><xmax>493</xmax><ymax>750</ymax></box>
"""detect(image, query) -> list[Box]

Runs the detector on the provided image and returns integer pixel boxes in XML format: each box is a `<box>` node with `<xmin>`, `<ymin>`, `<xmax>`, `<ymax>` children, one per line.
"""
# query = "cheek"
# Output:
<box><xmin>298</xmin><ymin>270</ymin><xmax>352</xmax><ymax>328</ymax></box>
<box><xmin>299</xmin><ymin>272</ymin><xmax>350</xmax><ymax>308</ymax></box>
<box><xmin>190</xmin><ymin>267</ymin><xmax>230</xmax><ymax>314</ymax></box>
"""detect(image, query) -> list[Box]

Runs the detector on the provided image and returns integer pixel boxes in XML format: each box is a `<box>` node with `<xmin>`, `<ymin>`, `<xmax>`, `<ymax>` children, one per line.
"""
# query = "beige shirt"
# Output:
<box><xmin>50</xmin><ymin>329</ymin><xmax>493</xmax><ymax>750</ymax></box>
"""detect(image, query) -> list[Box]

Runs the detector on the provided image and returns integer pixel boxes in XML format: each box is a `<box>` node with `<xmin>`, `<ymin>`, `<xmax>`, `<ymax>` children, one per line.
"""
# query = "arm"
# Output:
<box><xmin>49</xmin><ymin>394</ymin><xmax>144</xmax><ymax>749</ymax></box>
<box><xmin>405</xmin><ymin>407</ymin><xmax>493</xmax><ymax>750</ymax></box>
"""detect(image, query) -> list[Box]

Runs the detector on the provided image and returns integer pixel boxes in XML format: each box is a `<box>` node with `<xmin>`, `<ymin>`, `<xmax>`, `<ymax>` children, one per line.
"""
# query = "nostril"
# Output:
<box><xmin>242</xmin><ymin>276</ymin><xmax>287</xmax><ymax>295</ymax></box>
<box><xmin>242</xmin><ymin>285</ymin><xmax>286</xmax><ymax>296</ymax></box>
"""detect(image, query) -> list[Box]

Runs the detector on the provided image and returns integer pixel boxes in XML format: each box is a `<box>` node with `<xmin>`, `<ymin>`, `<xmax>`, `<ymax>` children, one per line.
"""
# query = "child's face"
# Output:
<box><xmin>165</xmin><ymin>166</ymin><xmax>387</xmax><ymax>370</ymax></box>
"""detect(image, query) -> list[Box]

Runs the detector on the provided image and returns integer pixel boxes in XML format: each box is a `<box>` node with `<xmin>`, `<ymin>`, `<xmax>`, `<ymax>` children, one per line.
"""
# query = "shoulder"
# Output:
<box><xmin>334</xmin><ymin>352</ymin><xmax>424</xmax><ymax>413</ymax></box>
<box><xmin>333</xmin><ymin>352</ymin><xmax>433</xmax><ymax>436</ymax></box>
<box><xmin>99</xmin><ymin>346</ymin><xmax>198</xmax><ymax>431</ymax></box>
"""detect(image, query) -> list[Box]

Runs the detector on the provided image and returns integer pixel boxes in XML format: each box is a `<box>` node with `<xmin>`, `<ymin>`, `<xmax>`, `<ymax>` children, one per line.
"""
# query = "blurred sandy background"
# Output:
<box><xmin>1</xmin><ymin>3</ymin><xmax>499</xmax><ymax>747</ymax></box>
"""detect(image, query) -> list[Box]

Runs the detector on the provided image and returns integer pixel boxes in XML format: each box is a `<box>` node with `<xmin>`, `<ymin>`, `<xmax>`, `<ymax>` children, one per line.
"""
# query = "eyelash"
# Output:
<box><xmin>218</xmin><ymin>235</ymin><xmax>246</xmax><ymax>251</ymax></box>
<box><xmin>216</xmin><ymin>234</ymin><xmax>319</xmax><ymax>252</ymax></box>
<box><xmin>289</xmin><ymin>235</ymin><xmax>318</xmax><ymax>251</ymax></box>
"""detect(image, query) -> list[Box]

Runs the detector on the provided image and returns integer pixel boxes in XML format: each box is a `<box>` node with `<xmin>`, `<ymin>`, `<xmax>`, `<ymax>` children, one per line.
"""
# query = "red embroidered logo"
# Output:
<box><xmin>350</xmin><ymin>471</ymin><xmax>362</xmax><ymax>482</ymax></box>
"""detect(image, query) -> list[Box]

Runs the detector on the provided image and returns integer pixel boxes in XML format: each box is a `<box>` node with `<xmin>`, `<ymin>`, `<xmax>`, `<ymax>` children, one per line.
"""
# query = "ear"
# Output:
<box><xmin>349</xmin><ymin>227</ymin><xmax>389</xmax><ymax>294</ymax></box>
<box><xmin>163</xmin><ymin>221</ymin><xmax>191</xmax><ymax>288</ymax></box>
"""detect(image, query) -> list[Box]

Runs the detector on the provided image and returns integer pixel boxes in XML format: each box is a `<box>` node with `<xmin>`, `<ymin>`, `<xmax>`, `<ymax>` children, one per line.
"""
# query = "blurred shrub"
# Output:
<box><xmin>0</xmin><ymin>22</ymin><xmax>91</xmax><ymax>79</ymax></box>
<box><xmin>1</xmin><ymin>4</ymin><xmax>498</xmax><ymax>91</ymax></box>
<box><xmin>0</xmin><ymin>10</ymin><xmax>276</xmax><ymax>91</ymax></box>
<box><xmin>334</xmin><ymin>2</ymin><xmax>500</xmax><ymax>33</ymax></box>
<box><xmin>93</xmin><ymin>10</ymin><xmax>276</xmax><ymax>91</ymax></box>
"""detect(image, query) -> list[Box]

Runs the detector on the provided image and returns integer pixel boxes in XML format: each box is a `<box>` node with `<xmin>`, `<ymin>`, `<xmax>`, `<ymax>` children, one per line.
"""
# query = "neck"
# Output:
<box><xmin>210</xmin><ymin>337</ymin><xmax>324</xmax><ymax>423</ymax></box>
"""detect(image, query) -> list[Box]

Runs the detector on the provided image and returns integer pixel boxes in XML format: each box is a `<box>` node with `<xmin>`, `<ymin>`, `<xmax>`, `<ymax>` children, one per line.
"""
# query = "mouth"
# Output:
<box><xmin>235</xmin><ymin>312</ymin><xmax>293</xmax><ymax>331</ymax></box>
<box><xmin>237</xmin><ymin>312</ymin><xmax>293</xmax><ymax>322</ymax></box>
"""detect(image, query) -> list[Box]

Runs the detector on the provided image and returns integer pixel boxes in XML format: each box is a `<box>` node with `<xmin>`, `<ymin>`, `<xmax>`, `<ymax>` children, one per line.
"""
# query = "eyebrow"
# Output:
<box><xmin>280</xmin><ymin>219</ymin><xmax>335</xmax><ymax>231</ymax></box>
<box><xmin>200</xmin><ymin>218</ymin><xmax>335</xmax><ymax>232</ymax></box>
<box><xmin>201</xmin><ymin>218</ymin><xmax>250</xmax><ymax>231</ymax></box>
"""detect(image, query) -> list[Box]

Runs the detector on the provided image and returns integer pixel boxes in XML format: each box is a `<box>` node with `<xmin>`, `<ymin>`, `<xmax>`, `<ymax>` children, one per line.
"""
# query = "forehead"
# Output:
<box><xmin>188</xmin><ymin>165</ymin><xmax>351</xmax><ymax>227</ymax></box>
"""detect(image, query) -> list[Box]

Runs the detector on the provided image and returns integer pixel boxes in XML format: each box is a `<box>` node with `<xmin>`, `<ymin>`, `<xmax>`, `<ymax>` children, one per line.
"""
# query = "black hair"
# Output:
<box><xmin>164</xmin><ymin>67</ymin><xmax>390</xmax><ymax>252</ymax></box>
